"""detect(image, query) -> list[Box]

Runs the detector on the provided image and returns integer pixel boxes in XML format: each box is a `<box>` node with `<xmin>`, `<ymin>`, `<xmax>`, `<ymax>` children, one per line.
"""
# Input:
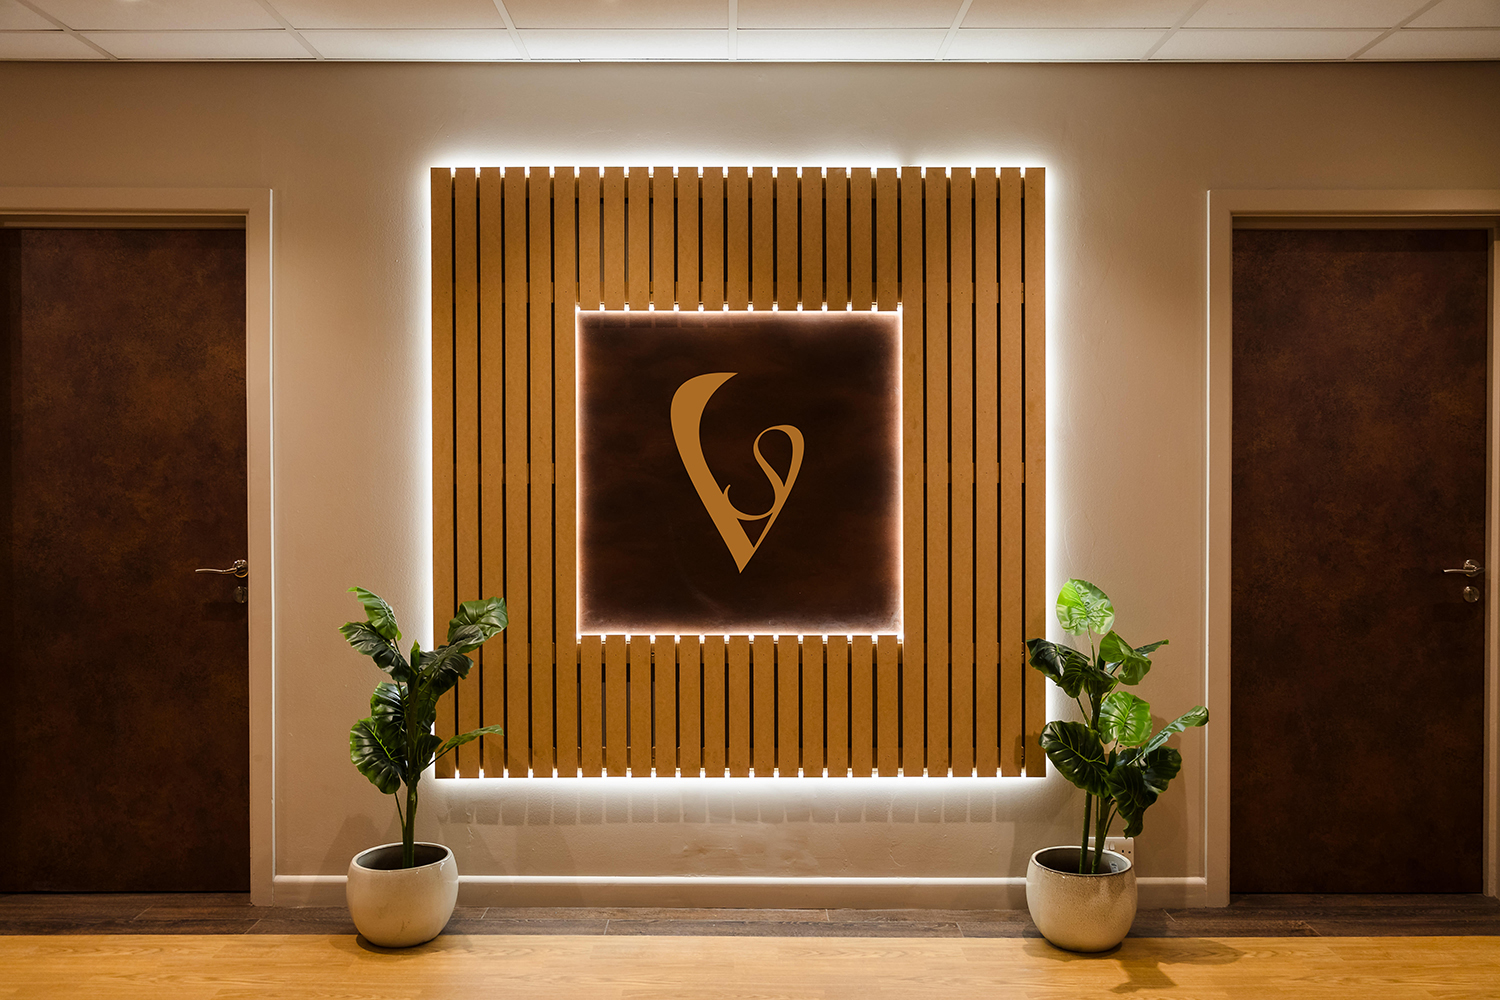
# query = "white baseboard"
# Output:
<box><xmin>272</xmin><ymin>875</ymin><xmax>1209</xmax><ymax>910</ymax></box>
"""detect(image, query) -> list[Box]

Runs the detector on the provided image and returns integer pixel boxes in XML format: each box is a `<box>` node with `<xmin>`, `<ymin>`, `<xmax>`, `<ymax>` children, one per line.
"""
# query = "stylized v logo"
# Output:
<box><xmin>670</xmin><ymin>372</ymin><xmax>804</xmax><ymax>573</ymax></box>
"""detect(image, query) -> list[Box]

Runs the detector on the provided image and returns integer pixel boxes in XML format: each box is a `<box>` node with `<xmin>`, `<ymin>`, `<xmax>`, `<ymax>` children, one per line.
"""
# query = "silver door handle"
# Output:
<box><xmin>1443</xmin><ymin>559</ymin><xmax>1483</xmax><ymax>578</ymax></box>
<box><xmin>196</xmin><ymin>559</ymin><xmax>248</xmax><ymax>578</ymax></box>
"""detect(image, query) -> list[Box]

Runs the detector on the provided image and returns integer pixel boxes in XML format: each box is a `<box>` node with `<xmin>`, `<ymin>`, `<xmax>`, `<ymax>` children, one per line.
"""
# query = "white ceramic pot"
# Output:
<box><xmin>1025</xmin><ymin>846</ymin><xmax>1137</xmax><ymax>952</ymax></box>
<box><xmin>346</xmin><ymin>842</ymin><xmax>459</xmax><ymax>948</ymax></box>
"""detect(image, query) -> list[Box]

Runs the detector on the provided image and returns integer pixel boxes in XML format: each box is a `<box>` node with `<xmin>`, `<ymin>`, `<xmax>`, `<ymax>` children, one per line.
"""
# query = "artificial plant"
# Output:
<box><xmin>341</xmin><ymin>587</ymin><xmax>507</xmax><ymax>868</ymax></box>
<box><xmin>1026</xmin><ymin>579</ymin><xmax>1208</xmax><ymax>874</ymax></box>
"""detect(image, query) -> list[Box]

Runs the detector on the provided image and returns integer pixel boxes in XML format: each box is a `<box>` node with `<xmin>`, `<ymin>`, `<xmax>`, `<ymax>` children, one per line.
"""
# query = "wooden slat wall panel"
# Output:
<box><xmin>433</xmin><ymin>165</ymin><xmax>1044</xmax><ymax>778</ymax></box>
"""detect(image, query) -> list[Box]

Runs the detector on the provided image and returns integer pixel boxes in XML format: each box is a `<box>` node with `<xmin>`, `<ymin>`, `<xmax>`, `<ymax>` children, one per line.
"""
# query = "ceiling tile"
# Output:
<box><xmin>737</xmin><ymin>28</ymin><xmax>945</xmax><ymax>59</ymax></box>
<box><xmin>506</xmin><ymin>0</ymin><xmax>726</xmax><ymax>29</ymax></box>
<box><xmin>31</xmin><ymin>0</ymin><xmax>279</xmax><ymax>30</ymax></box>
<box><xmin>946</xmin><ymin>27</ymin><xmax>1162</xmax><ymax>59</ymax></box>
<box><xmin>1410</xmin><ymin>0</ymin><xmax>1500</xmax><ymax>27</ymax></box>
<box><xmin>963</xmin><ymin>0</ymin><xmax>1196</xmax><ymax>28</ymax></box>
<box><xmin>303</xmin><ymin>28</ymin><xmax>520</xmax><ymax>58</ymax></box>
<box><xmin>1155</xmin><ymin>27</ymin><xmax>1382</xmax><ymax>58</ymax></box>
<box><xmin>0</xmin><ymin>1</ymin><xmax>55</xmax><ymax>29</ymax></box>
<box><xmin>1187</xmin><ymin>0</ymin><xmax>1421</xmax><ymax>28</ymax></box>
<box><xmin>271</xmin><ymin>0</ymin><xmax>504</xmax><ymax>30</ymax></box>
<box><xmin>520</xmin><ymin>28</ymin><xmax>726</xmax><ymax>58</ymax></box>
<box><xmin>80</xmin><ymin>28</ymin><xmax>310</xmax><ymax>57</ymax></box>
<box><xmin>739</xmin><ymin>0</ymin><xmax>960</xmax><ymax>29</ymax></box>
<box><xmin>1361</xmin><ymin>26</ymin><xmax>1500</xmax><ymax>55</ymax></box>
<box><xmin>0</xmin><ymin>29</ymin><xmax>104</xmax><ymax>56</ymax></box>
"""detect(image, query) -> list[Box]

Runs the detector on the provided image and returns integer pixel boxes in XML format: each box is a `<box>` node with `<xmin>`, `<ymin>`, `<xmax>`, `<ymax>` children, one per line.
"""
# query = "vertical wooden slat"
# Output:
<box><xmin>654</xmin><ymin>636</ymin><xmax>677</xmax><ymax>775</ymax></box>
<box><xmin>702</xmin><ymin>168</ymin><xmax>725</xmax><ymax>311</ymax></box>
<box><xmin>604</xmin><ymin>634</ymin><xmax>628</xmax><ymax>775</ymax></box>
<box><xmin>753</xmin><ymin>633</ymin><xmax>775</xmax><ymax>775</ymax></box>
<box><xmin>801</xmin><ymin>167</ymin><xmax>823</xmax><ymax>308</ymax></box>
<box><xmin>777</xmin><ymin>634</ymin><xmax>799</xmax><ymax>775</ymax></box>
<box><xmin>578</xmin><ymin>168</ymin><xmax>602</xmax><ymax>310</ymax></box>
<box><xmin>850</xmin><ymin>634</ymin><xmax>873</xmax><ymax>777</ymax></box>
<box><xmin>776</xmin><ymin>167</ymin><xmax>798</xmax><ymax>310</ymax></box>
<box><xmin>1022</xmin><ymin>167</ymin><xmax>1048</xmax><ymax>775</ymax></box>
<box><xmin>925</xmin><ymin>168</ymin><xmax>950</xmax><ymax>777</ymax></box>
<box><xmin>602</xmin><ymin>166</ymin><xmax>625</xmax><ymax>310</ymax></box>
<box><xmin>529</xmin><ymin>168</ymin><xmax>555</xmax><ymax>775</ymax></box>
<box><xmin>468</xmin><ymin>166</ymin><xmax>495</xmax><ymax>778</ymax></box>
<box><xmin>677</xmin><ymin>168</ymin><xmax>700</xmax><ymax>310</ymax></box>
<box><xmin>629</xmin><ymin>634</ymin><xmax>652</xmax><ymax>775</ymax></box>
<box><xmin>826</xmin><ymin>167</ymin><xmax>848</xmax><ymax>309</ymax></box>
<box><xmin>899</xmin><ymin>165</ymin><xmax>925</xmax><ymax>777</ymax></box>
<box><xmin>679</xmin><ymin>634</ymin><xmax>702</xmax><ymax>775</ymax></box>
<box><xmin>553</xmin><ymin>167</ymin><xmax>579</xmax><ymax>777</ymax></box>
<box><xmin>877</xmin><ymin>634</ymin><xmax>900</xmax><ymax>776</ymax></box>
<box><xmin>751</xmin><ymin>167</ymin><xmax>774</xmax><ymax>311</ymax></box>
<box><xmin>850</xmin><ymin>168</ymin><xmax>873</xmax><ymax>311</ymax></box>
<box><xmin>652</xmin><ymin>167</ymin><xmax>674</xmax><ymax>310</ymax></box>
<box><xmin>802</xmin><ymin>635</ymin><xmax>825</xmax><ymax>775</ymax></box>
<box><xmin>727</xmin><ymin>634</ymin><xmax>751</xmax><ymax>777</ymax></box>
<box><xmin>874</xmin><ymin>167</ymin><xmax>898</xmax><ymax>310</ymax></box>
<box><xmin>503</xmin><ymin>166</ymin><xmax>530</xmax><ymax>776</ymax></box>
<box><xmin>627</xmin><ymin>167</ymin><xmax>649</xmax><ymax>309</ymax></box>
<box><xmin>580</xmin><ymin>634</ymin><xmax>603</xmax><ymax>776</ymax></box>
<box><xmin>998</xmin><ymin>167</ymin><xmax>1025</xmax><ymax>776</ymax></box>
<box><xmin>975</xmin><ymin>167</ymin><xmax>1002</xmax><ymax>778</ymax></box>
<box><xmin>950</xmin><ymin>168</ymin><xmax>975</xmax><ymax>777</ymax></box>
<box><xmin>726</xmin><ymin>167</ymin><xmax>749</xmax><ymax>310</ymax></box>
<box><xmin>431</xmin><ymin>169</ymin><xmax>458</xmax><ymax>778</ymax></box>
<box><xmin>704</xmin><ymin>634</ymin><xmax>727</xmax><ymax>776</ymax></box>
<box><xmin>824</xmin><ymin>635</ymin><xmax>848</xmax><ymax>776</ymax></box>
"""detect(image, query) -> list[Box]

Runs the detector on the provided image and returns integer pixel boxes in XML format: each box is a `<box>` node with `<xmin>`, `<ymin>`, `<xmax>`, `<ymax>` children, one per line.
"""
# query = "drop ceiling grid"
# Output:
<box><xmin>0</xmin><ymin>0</ymin><xmax>1496</xmax><ymax>64</ymax></box>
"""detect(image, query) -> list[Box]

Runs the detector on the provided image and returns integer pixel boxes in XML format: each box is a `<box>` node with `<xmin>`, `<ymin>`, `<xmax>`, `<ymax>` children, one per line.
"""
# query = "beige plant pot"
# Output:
<box><xmin>1025</xmin><ymin>846</ymin><xmax>1137</xmax><ymax>952</ymax></box>
<box><xmin>346</xmin><ymin>842</ymin><xmax>459</xmax><ymax>948</ymax></box>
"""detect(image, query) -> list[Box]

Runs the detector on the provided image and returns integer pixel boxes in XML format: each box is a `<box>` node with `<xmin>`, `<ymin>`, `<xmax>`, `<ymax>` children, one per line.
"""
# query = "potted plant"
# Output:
<box><xmin>1023</xmin><ymin>578</ymin><xmax>1208</xmax><ymax>952</ymax></box>
<box><xmin>339</xmin><ymin>586</ymin><xmax>507</xmax><ymax>948</ymax></box>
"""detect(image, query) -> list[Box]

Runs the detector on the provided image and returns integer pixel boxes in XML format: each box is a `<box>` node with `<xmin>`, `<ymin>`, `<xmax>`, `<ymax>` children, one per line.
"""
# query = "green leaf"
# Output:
<box><xmin>1141</xmin><ymin>705</ymin><xmax>1209</xmax><ymax>755</ymax></box>
<box><xmin>1100</xmin><ymin>630</ymin><xmax>1161</xmax><ymax>685</ymax></box>
<box><xmin>1109</xmin><ymin>745</ymin><xmax>1183</xmax><ymax>836</ymax></box>
<box><xmin>1133</xmin><ymin>640</ymin><xmax>1168</xmax><ymax>657</ymax></box>
<box><xmin>419</xmin><ymin>644</ymin><xmax>477</xmax><ymax>699</ymax></box>
<box><xmin>1056</xmin><ymin>579</ymin><xmax>1114</xmax><ymax>636</ymax></box>
<box><xmin>1040</xmin><ymin>721</ymin><xmax>1111</xmax><ymax>796</ymax></box>
<box><xmin>348</xmin><ymin>586</ymin><xmax>402</xmax><ymax>642</ymax></box>
<box><xmin>447</xmin><ymin>597</ymin><xmax>508</xmax><ymax>650</ymax></box>
<box><xmin>1026</xmin><ymin>639</ymin><xmax>1108</xmax><ymax>699</ymax></box>
<box><xmin>1100</xmin><ymin>690</ymin><xmax>1152</xmax><ymax>747</ymax></box>
<box><xmin>350</xmin><ymin>716</ymin><xmax>405</xmax><ymax>794</ymax></box>
<box><xmin>370</xmin><ymin>681</ymin><xmax>404</xmax><ymax>725</ymax></box>
<box><xmin>435</xmin><ymin>723</ymin><xmax>505</xmax><ymax>760</ymax></box>
<box><xmin>339</xmin><ymin>620</ymin><xmax>412</xmax><ymax>682</ymax></box>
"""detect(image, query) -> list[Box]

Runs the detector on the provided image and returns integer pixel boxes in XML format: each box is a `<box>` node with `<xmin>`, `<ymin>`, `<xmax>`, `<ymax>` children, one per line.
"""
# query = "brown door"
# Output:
<box><xmin>1231</xmin><ymin>227</ymin><xmax>1490</xmax><ymax>892</ymax></box>
<box><xmin>0</xmin><ymin>227</ymin><xmax>249</xmax><ymax>891</ymax></box>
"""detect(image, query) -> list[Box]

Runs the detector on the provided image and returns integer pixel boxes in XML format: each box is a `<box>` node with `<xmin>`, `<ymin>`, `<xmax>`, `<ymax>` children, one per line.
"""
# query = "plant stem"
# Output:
<box><xmin>1079</xmin><ymin>792</ymin><xmax>1092</xmax><ymax>875</ymax></box>
<box><xmin>1093</xmin><ymin>795</ymin><xmax>1110</xmax><ymax>873</ymax></box>
<box><xmin>403</xmin><ymin>779</ymin><xmax>419</xmax><ymax>868</ymax></box>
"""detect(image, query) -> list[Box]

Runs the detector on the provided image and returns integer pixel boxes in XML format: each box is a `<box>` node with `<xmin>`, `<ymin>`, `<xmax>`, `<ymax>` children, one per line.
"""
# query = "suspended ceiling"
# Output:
<box><xmin>0</xmin><ymin>0</ymin><xmax>1497</xmax><ymax>62</ymax></box>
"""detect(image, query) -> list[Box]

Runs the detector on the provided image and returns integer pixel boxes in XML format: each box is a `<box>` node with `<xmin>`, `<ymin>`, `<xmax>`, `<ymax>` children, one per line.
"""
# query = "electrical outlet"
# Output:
<box><xmin>1105</xmin><ymin>837</ymin><xmax>1134</xmax><ymax>865</ymax></box>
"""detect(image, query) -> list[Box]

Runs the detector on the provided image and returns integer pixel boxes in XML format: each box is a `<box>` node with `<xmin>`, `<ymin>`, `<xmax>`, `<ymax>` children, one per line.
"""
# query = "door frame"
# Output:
<box><xmin>1207</xmin><ymin>189</ymin><xmax>1500</xmax><ymax>905</ymax></box>
<box><xmin>0</xmin><ymin>187</ymin><xmax>274</xmax><ymax>904</ymax></box>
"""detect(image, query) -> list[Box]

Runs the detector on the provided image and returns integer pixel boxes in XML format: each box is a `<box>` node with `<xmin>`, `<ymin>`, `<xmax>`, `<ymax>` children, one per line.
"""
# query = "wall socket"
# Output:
<box><xmin>1105</xmin><ymin>837</ymin><xmax>1135</xmax><ymax>864</ymax></box>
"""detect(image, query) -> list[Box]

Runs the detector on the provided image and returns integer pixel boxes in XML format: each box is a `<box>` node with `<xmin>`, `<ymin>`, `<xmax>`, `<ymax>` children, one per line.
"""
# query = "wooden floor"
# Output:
<box><xmin>3</xmin><ymin>932</ymin><xmax>1499</xmax><ymax>999</ymax></box>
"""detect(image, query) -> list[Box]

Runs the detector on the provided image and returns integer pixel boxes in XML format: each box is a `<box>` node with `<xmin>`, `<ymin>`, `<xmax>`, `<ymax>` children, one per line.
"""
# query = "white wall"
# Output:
<box><xmin>3</xmin><ymin>59</ymin><xmax>1497</xmax><ymax>907</ymax></box>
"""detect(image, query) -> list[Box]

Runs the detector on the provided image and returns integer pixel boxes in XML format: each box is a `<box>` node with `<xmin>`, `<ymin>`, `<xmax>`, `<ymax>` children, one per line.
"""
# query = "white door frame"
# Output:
<box><xmin>1207</xmin><ymin>189</ymin><xmax>1500</xmax><ymax>905</ymax></box>
<box><xmin>1</xmin><ymin>187</ymin><xmax>275</xmax><ymax>905</ymax></box>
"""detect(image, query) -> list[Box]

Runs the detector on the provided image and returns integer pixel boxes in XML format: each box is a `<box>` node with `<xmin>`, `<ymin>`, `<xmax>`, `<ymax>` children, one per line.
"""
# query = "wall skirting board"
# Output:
<box><xmin>272</xmin><ymin>874</ymin><xmax>1207</xmax><ymax>910</ymax></box>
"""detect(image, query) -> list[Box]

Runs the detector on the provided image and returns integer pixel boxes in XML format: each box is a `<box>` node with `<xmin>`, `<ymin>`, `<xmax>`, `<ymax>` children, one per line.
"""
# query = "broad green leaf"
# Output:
<box><xmin>339</xmin><ymin>620</ymin><xmax>412</xmax><ymax>682</ymax></box>
<box><xmin>1100</xmin><ymin>630</ymin><xmax>1161</xmax><ymax>685</ymax></box>
<box><xmin>411</xmin><ymin>732</ymin><xmax>444</xmax><ymax>773</ymax></box>
<box><xmin>1141</xmin><ymin>705</ymin><xmax>1209</xmax><ymax>755</ymax></box>
<box><xmin>1134</xmin><ymin>640</ymin><xmax>1168</xmax><ymax>657</ymax></box>
<box><xmin>1026</xmin><ymin>639</ymin><xmax>1106</xmax><ymax>699</ymax></box>
<box><xmin>435</xmin><ymin>723</ymin><xmax>506</xmax><ymax>760</ymax></box>
<box><xmin>1040</xmin><ymin>721</ymin><xmax>1111</xmax><ymax>796</ymax></box>
<box><xmin>420</xmin><ymin>644</ymin><xmax>477</xmax><ymax>699</ymax></box>
<box><xmin>1056</xmin><ymin>579</ymin><xmax>1114</xmax><ymax>636</ymax></box>
<box><xmin>447</xmin><ymin>597</ymin><xmax>508</xmax><ymax>648</ymax></box>
<box><xmin>1108</xmin><ymin>745</ymin><xmax>1182</xmax><ymax>837</ymax></box>
<box><xmin>348</xmin><ymin>586</ymin><xmax>402</xmax><ymax>642</ymax></box>
<box><xmin>350</xmin><ymin>716</ymin><xmax>405</xmax><ymax>794</ymax></box>
<box><xmin>1100</xmin><ymin>690</ymin><xmax>1152</xmax><ymax>747</ymax></box>
<box><xmin>370</xmin><ymin>681</ymin><xmax>404</xmax><ymax>725</ymax></box>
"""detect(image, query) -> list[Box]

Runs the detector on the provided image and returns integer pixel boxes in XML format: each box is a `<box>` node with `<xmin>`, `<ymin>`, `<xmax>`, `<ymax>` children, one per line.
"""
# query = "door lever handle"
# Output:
<box><xmin>1443</xmin><ymin>559</ymin><xmax>1483</xmax><ymax>578</ymax></box>
<box><xmin>196</xmin><ymin>559</ymin><xmax>248</xmax><ymax>578</ymax></box>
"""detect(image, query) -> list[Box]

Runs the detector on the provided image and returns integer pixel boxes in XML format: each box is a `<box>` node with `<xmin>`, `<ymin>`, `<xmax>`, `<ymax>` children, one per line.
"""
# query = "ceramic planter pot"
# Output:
<box><xmin>1025</xmin><ymin>846</ymin><xmax>1137</xmax><ymax>952</ymax></box>
<box><xmin>346</xmin><ymin>842</ymin><xmax>459</xmax><ymax>948</ymax></box>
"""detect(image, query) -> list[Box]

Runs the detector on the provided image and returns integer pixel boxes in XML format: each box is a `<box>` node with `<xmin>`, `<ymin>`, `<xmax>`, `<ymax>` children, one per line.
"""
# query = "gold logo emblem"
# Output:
<box><xmin>670</xmin><ymin>372</ymin><xmax>804</xmax><ymax>572</ymax></box>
